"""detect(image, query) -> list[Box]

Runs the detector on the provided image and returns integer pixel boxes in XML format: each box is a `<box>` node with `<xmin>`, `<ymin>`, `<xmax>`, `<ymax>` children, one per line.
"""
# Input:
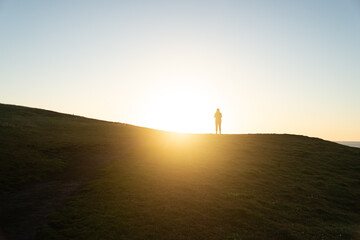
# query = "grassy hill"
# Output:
<box><xmin>0</xmin><ymin>103</ymin><xmax>359</xmax><ymax>240</ymax></box>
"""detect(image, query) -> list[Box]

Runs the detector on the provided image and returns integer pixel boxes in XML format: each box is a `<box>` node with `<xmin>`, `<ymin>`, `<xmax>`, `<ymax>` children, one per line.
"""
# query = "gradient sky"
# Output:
<box><xmin>1</xmin><ymin>0</ymin><xmax>359</xmax><ymax>140</ymax></box>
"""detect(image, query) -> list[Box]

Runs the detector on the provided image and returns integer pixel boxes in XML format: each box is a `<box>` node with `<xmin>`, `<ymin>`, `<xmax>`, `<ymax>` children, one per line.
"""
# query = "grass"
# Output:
<box><xmin>0</xmin><ymin>103</ymin><xmax>359</xmax><ymax>240</ymax></box>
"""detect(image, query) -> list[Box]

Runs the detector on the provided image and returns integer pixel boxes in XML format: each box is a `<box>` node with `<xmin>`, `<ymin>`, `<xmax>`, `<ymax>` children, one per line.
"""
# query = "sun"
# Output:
<box><xmin>143</xmin><ymin>84</ymin><xmax>216</xmax><ymax>133</ymax></box>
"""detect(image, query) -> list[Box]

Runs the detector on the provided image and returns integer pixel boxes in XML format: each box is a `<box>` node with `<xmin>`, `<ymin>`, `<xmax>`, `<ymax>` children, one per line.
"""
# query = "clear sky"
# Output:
<box><xmin>1</xmin><ymin>0</ymin><xmax>359</xmax><ymax>141</ymax></box>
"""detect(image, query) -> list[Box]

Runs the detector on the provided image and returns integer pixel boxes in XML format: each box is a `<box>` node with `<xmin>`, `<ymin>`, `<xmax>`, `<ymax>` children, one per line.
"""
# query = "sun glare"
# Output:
<box><xmin>143</xmin><ymin>84</ymin><xmax>216</xmax><ymax>133</ymax></box>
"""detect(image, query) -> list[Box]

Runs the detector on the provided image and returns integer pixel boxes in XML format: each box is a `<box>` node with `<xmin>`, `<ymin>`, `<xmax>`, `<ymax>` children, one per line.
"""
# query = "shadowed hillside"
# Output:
<box><xmin>0</xmin><ymin>103</ymin><xmax>359</xmax><ymax>240</ymax></box>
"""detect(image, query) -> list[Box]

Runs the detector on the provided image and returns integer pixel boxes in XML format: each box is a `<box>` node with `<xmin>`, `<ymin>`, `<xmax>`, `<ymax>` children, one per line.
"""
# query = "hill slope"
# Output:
<box><xmin>0</xmin><ymin>103</ymin><xmax>359</xmax><ymax>240</ymax></box>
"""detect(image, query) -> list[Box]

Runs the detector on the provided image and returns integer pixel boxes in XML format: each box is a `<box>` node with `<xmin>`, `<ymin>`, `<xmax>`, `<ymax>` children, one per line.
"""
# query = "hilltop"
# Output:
<box><xmin>0</xmin><ymin>103</ymin><xmax>359</xmax><ymax>240</ymax></box>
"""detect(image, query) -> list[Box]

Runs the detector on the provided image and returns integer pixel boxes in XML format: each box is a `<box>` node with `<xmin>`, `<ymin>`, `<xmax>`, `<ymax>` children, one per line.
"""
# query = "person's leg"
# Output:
<box><xmin>219</xmin><ymin>121</ymin><xmax>221</xmax><ymax>134</ymax></box>
<box><xmin>215</xmin><ymin>122</ymin><xmax>218</xmax><ymax>134</ymax></box>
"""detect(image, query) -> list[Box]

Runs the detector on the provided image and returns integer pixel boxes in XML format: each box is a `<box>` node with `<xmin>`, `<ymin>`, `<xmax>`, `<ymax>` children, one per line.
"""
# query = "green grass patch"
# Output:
<box><xmin>0</xmin><ymin>103</ymin><xmax>359</xmax><ymax>239</ymax></box>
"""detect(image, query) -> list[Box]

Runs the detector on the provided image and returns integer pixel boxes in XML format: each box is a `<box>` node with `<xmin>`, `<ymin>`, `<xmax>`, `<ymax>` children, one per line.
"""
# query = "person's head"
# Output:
<box><xmin>216</xmin><ymin>108</ymin><xmax>220</xmax><ymax>112</ymax></box>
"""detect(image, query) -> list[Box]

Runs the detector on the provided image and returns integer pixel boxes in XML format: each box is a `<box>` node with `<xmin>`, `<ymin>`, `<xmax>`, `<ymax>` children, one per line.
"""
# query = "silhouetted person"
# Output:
<box><xmin>214</xmin><ymin>108</ymin><xmax>222</xmax><ymax>134</ymax></box>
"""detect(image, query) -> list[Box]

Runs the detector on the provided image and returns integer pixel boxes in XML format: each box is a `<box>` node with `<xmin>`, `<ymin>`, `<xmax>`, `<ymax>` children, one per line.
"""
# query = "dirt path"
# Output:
<box><xmin>0</xmin><ymin>180</ymin><xmax>82</xmax><ymax>240</ymax></box>
<box><xmin>0</xmin><ymin>146</ymin><xmax>122</xmax><ymax>240</ymax></box>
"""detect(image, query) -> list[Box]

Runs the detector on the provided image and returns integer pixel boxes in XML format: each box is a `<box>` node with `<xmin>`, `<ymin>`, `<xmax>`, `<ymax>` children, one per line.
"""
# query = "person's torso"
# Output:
<box><xmin>215</xmin><ymin>112</ymin><xmax>222</xmax><ymax>119</ymax></box>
